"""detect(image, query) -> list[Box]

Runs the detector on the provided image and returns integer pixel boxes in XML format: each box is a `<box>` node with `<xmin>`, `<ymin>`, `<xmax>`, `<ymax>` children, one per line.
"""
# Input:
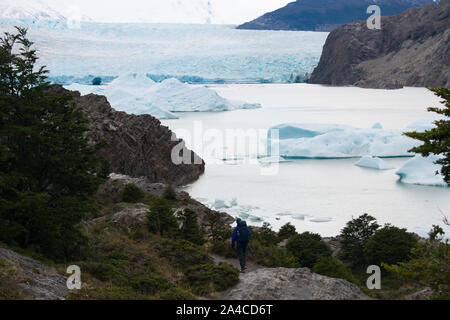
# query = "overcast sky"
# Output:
<box><xmin>45</xmin><ymin>0</ymin><xmax>292</xmax><ymax>24</ymax></box>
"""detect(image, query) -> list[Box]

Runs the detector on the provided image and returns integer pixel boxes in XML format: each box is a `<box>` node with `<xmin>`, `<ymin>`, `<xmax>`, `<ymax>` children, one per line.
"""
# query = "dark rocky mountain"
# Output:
<box><xmin>309</xmin><ymin>0</ymin><xmax>450</xmax><ymax>89</ymax></box>
<box><xmin>237</xmin><ymin>0</ymin><xmax>436</xmax><ymax>32</ymax></box>
<box><xmin>51</xmin><ymin>85</ymin><xmax>205</xmax><ymax>186</ymax></box>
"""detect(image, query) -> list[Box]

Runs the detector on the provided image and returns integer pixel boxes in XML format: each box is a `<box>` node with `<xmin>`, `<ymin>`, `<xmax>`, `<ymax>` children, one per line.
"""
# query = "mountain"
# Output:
<box><xmin>0</xmin><ymin>0</ymin><xmax>92</xmax><ymax>24</ymax></box>
<box><xmin>308</xmin><ymin>0</ymin><xmax>450</xmax><ymax>89</ymax></box>
<box><xmin>236</xmin><ymin>0</ymin><xmax>436</xmax><ymax>31</ymax></box>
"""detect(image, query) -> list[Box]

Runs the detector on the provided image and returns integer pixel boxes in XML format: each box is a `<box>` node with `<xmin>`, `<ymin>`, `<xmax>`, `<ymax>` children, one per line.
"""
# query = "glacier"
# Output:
<box><xmin>396</xmin><ymin>155</ymin><xmax>447</xmax><ymax>187</ymax></box>
<box><xmin>65</xmin><ymin>75</ymin><xmax>260</xmax><ymax>119</ymax></box>
<box><xmin>355</xmin><ymin>156</ymin><xmax>394</xmax><ymax>170</ymax></box>
<box><xmin>0</xmin><ymin>21</ymin><xmax>328</xmax><ymax>85</ymax></box>
<box><xmin>267</xmin><ymin>123</ymin><xmax>420</xmax><ymax>158</ymax></box>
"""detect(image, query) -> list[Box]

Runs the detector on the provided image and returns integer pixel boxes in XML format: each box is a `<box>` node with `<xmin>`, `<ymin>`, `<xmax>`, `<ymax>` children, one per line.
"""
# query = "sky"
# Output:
<box><xmin>44</xmin><ymin>0</ymin><xmax>293</xmax><ymax>24</ymax></box>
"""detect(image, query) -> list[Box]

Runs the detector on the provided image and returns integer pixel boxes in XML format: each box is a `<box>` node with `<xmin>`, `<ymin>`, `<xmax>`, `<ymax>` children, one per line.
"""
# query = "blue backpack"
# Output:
<box><xmin>237</xmin><ymin>226</ymin><xmax>250</xmax><ymax>242</ymax></box>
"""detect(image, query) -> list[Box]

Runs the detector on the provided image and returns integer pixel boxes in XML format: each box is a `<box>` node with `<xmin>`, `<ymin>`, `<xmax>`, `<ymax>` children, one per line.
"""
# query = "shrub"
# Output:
<box><xmin>183</xmin><ymin>263</ymin><xmax>239</xmax><ymax>295</ymax></box>
<box><xmin>383</xmin><ymin>225</ymin><xmax>449</xmax><ymax>296</ymax></box>
<box><xmin>121</xmin><ymin>184</ymin><xmax>145</xmax><ymax>203</ymax></box>
<box><xmin>339</xmin><ymin>214</ymin><xmax>380</xmax><ymax>266</ymax></box>
<box><xmin>179</xmin><ymin>209</ymin><xmax>205</xmax><ymax>246</ymax></box>
<box><xmin>286</xmin><ymin>232</ymin><xmax>332</xmax><ymax>268</ymax></box>
<box><xmin>159</xmin><ymin>239</ymin><xmax>210</xmax><ymax>269</ymax></box>
<box><xmin>159</xmin><ymin>287</ymin><xmax>197</xmax><ymax>300</ymax></box>
<box><xmin>162</xmin><ymin>185</ymin><xmax>177</xmax><ymax>201</ymax></box>
<box><xmin>364</xmin><ymin>225</ymin><xmax>418</xmax><ymax>266</ymax></box>
<box><xmin>130</xmin><ymin>275</ymin><xmax>173</xmax><ymax>296</ymax></box>
<box><xmin>312</xmin><ymin>256</ymin><xmax>355</xmax><ymax>284</ymax></box>
<box><xmin>248</xmin><ymin>243</ymin><xmax>299</xmax><ymax>268</ymax></box>
<box><xmin>146</xmin><ymin>198</ymin><xmax>178</xmax><ymax>236</ymax></box>
<box><xmin>278</xmin><ymin>223</ymin><xmax>297</xmax><ymax>241</ymax></box>
<box><xmin>251</xmin><ymin>223</ymin><xmax>279</xmax><ymax>247</ymax></box>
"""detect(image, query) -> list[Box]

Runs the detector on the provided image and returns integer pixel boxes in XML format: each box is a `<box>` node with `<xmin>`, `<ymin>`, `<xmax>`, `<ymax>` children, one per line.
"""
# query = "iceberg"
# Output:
<box><xmin>396</xmin><ymin>155</ymin><xmax>447</xmax><ymax>187</ymax></box>
<box><xmin>310</xmin><ymin>217</ymin><xmax>333</xmax><ymax>223</ymax></box>
<box><xmin>268</xmin><ymin>123</ymin><xmax>420</xmax><ymax>158</ymax></box>
<box><xmin>292</xmin><ymin>214</ymin><xmax>306</xmax><ymax>220</ymax></box>
<box><xmin>65</xmin><ymin>75</ymin><xmax>260</xmax><ymax>119</ymax></box>
<box><xmin>355</xmin><ymin>156</ymin><xmax>394</xmax><ymax>170</ymax></box>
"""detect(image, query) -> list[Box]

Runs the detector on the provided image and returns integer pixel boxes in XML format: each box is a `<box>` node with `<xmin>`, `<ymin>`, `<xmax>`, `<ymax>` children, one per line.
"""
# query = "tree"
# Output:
<box><xmin>364</xmin><ymin>225</ymin><xmax>417</xmax><ymax>266</ymax></box>
<box><xmin>278</xmin><ymin>222</ymin><xmax>297</xmax><ymax>241</ymax></box>
<box><xmin>339</xmin><ymin>214</ymin><xmax>380</xmax><ymax>266</ymax></box>
<box><xmin>179</xmin><ymin>208</ymin><xmax>205</xmax><ymax>246</ymax></box>
<box><xmin>383</xmin><ymin>226</ymin><xmax>449</xmax><ymax>297</ymax></box>
<box><xmin>252</xmin><ymin>223</ymin><xmax>279</xmax><ymax>247</ymax></box>
<box><xmin>121</xmin><ymin>184</ymin><xmax>145</xmax><ymax>203</ymax></box>
<box><xmin>404</xmin><ymin>88</ymin><xmax>450</xmax><ymax>183</ymax></box>
<box><xmin>286</xmin><ymin>232</ymin><xmax>332</xmax><ymax>268</ymax></box>
<box><xmin>0</xmin><ymin>27</ymin><xmax>107</xmax><ymax>260</ymax></box>
<box><xmin>146</xmin><ymin>198</ymin><xmax>178</xmax><ymax>236</ymax></box>
<box><xmin>312</xmin><ymin>256</ymin><xmax>355</xmax><ymax>284</ymax></box>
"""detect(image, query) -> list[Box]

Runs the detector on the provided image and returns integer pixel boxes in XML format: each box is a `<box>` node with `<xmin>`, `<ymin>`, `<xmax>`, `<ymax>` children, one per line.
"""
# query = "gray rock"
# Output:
<box><xmin>0</xmin><ymin>247</ymin><xmax>68</xmax><ymax>300</ymax></box>
<box><xmin>110</xmin><ymin>203</ymin><xmax>150</xmax><ymax>232</ymax></box>
<box><xmin>221</xmin><ymin>267</ymin><xmax>369</xmax><ymax>300</ymax></box>
<box><xmin>309</xmin><ymin>0</ymin><xmax>450</xmax><ymax>89</ymax></box>
<box><xmin>49</xmin><ymin>85</ymin><xmax>205</xmax><ymax>186</ymax></box>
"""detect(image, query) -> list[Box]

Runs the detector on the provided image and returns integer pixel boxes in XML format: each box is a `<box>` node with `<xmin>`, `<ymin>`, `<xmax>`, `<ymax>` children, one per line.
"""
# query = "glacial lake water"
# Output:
<box><xmin>161</xmin><ymin>83</ymin><xmax>450</xmax><ymax>237</ymax></box>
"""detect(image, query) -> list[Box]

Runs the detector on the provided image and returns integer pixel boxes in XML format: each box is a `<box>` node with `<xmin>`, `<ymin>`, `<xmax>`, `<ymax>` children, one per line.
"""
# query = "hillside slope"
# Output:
<box><xmin>309</xmin><ymin>0</ymin><xmax>450</xmax><ymax>89</ymax></box>
<box><xmin>237</xmin><ymin>0</ymin><xmax>434</xmax><ymax>32</ymax></box>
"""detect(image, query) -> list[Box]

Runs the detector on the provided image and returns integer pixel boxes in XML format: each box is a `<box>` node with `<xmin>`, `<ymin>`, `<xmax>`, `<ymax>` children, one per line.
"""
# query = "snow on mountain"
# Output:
<box><xmin>0</xmin><ymin>0</ymin><xmax>66</xmax><ymax>21</ymax></box>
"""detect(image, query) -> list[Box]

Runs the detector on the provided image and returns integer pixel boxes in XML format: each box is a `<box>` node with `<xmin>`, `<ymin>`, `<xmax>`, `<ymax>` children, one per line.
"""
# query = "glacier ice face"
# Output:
<box><xmin>65</xmin><ymin>75</ymin><xmax>260</xmax><ymax>119</ymax></box>
<box><xmin>0</xmin><ymin>22</ymin><xmax>327</xmax><ymax>84</ymax></box>
<box><xmin>268</xmin><ymin>123</ymin><xmax>420</xmax><ymax>158</ymax></box>
<box><xmin>355</xmin><ymin>156</ymin><xmax>394</xmax><ymax>170</ymax></box>
<box><xmin>396</xmin><ymin>155</ymin><xmax>447</xmax><ymax>187</ymax></box>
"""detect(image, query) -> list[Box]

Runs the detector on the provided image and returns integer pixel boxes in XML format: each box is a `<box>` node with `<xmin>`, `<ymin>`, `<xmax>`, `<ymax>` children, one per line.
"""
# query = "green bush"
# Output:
<box><xmin>278</xmin><ymin>223</ymin><xmax>297</xmax><ymax>241</ymax></box>
<box><xmin>159</xmin><ymin>239</ymin><xmax>210</xmax><ymax>269</ymax></box>
<box><xmin>248</xmin><ymin>243</ymin><xmax>299</xmax><ymax>268</ymax></box>
<box><xmin>147</xmin><ymin>198</ymin><xmax>178</xmax><ymax>236</ymax></box>
<box><xmin>312</xmin><ymin>256</ymin><xmax>355</xmax><ymax>284</ymax></box>
<box><xmin>339</xmin><ymin>214</ymin><xmax>380</xmax><ymax>266</ymax></box>
<box><xmin>179</xmin><ymin>209</ymin><xmax>205</xmax><ymax>246</ymax></box>
<box><xmin>159</xmin><ymin>287</ymin><xmax>197</xmax><ymax>300</ymax></box>
<box><xmin>162</xmin><ymin>185</ymin><xmax>177</xmax><ymax>201</ymax></box>
<box><xmin>183</xmin><ymin>263</ymin><xmax>239</xmax><ymax>295</ymax></box>
<box><xmin>251</xmin><ymin>223</ymin><xmax>279</xmax><ymax>247</ymax></box>
<box><xmin>286</xmin><ymin>232</ymin><xmax>332</xmax><ymax>268</ymax></box>
<box><xmin>383</xmin><ymin>225</ymin><xmax>449</xmax><ymax>296</ymax></box>
<box><xmin>130</xmin><ymin>275</ymin><xmax>173</xmax><ymax>296</ymax></box>
<box><xmin>121</xmin><ymin>184</ymin><xmax>145</xmax><ymax>203</ymax></box>
<box><xmin>365</xmin><ymin>225</ymin><xmax>418</xmax><ymax>266</ymax></box>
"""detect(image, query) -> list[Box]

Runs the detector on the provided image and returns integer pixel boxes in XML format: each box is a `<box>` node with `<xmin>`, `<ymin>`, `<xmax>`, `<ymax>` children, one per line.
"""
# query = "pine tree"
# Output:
<box><xmin>405</xmin><ymin>88</ymin><xmax>450</xmax><ymax>183</ymax></box>
<box><xmin>0</xmin><ymin>27</ymin><xmax>108</xmax><ymax>261</ymax></box>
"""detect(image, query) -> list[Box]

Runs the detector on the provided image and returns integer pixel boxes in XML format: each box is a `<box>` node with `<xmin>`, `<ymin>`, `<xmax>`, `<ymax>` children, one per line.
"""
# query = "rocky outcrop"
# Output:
<box><xmin>220</xmin><ymin>267</ymin><xmax>369</xmax><ymax>300</ymax></box>
<box><xmin>0</xmin><ymin>246</ymin><xmax>68</xmax><ymax>300</ymax></box>
<box><xmin>237</xmin><ymin>0</ymin><xmax>433</xmax><ymax>32</ymax></box>
<box><xmin>309</xmin><ymin>0</ymin><xmax>450</xmax><ymax>89</ymax></box>
<box><xmin>50</xmin><ymin>85</ymin><xmax>205</xmax><ymax>186</ymax></box>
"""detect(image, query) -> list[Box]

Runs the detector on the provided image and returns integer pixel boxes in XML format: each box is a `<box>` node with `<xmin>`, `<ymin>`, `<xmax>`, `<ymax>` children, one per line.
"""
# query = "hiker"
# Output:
<box><xmin>231</xmin><ymin>218</ymin><xmax>251</xmax><ymax>273</ymax></box>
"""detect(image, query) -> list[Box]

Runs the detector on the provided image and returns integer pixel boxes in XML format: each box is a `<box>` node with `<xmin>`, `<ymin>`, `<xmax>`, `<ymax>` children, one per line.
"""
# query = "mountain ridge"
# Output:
<box><xmin>237</xmin><ymin>0</ymin><xmax>437</xmax><ymax>32</ymax></box>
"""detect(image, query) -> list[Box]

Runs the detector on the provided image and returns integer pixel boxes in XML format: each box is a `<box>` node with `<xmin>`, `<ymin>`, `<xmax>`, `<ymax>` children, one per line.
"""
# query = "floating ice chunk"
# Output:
<box><xmin>248</xmin><ymin>215</ymin><xmax>263</xmax><ymax>222</ymax></box>
<box><xmin>269</xmin><ymin>123</ymin><xmax>419</xmax><ymax>158</ymax></box>
<box><xmin>276</xmin><ymin>212</ymin><xmax>292</xmax><ymax>216</ymax></box>
<box><xmin>65</xmin><ymin>75</ymin><xmax>260</xmax><ymax>119</ymax></box>
<box><xmin>355</xmin><ymin>156</ymin><xmax>394</xmax><ymax>170</ymax></box>
<box><xmin>258</xmin><ymin>156</ymin><xmax>291</xmax><ymax>164</ymax></box>
<box><xmin>213</xmin><ymin>199</ymin><xmax>229</xmax><ymax>209</ymax></box>
<box><xmin>310</xmin><ymin>217</ymin><xmax>333</xmax><ymax>223</ymax></box>
<box><xmin>239</xmin><ymin>212</ymin><xmax>250</xmax><ymax>219</ymax></box>
<box><xmin>292</xmin><ymin>214</ymin><xmax>305</xmax><ymax>220</ymax></box>
<box><xmin>230</xmin><ymin>198</ymin><xmax>238</xmax><ymax>207</ymax></box>
<box><xmin>372</xmin><ymin>123</ymin><xmax>383</xmax><ymax>129</ymax></box>
<box><xmin>396</xmin><ymin>155</ymin><xmax>447</xmax><ymax>187</ymax></box>
<box><xmin>405</xmin><ymin>118</ymin><xmax>438</xmax><ymax>133</ymax></box>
